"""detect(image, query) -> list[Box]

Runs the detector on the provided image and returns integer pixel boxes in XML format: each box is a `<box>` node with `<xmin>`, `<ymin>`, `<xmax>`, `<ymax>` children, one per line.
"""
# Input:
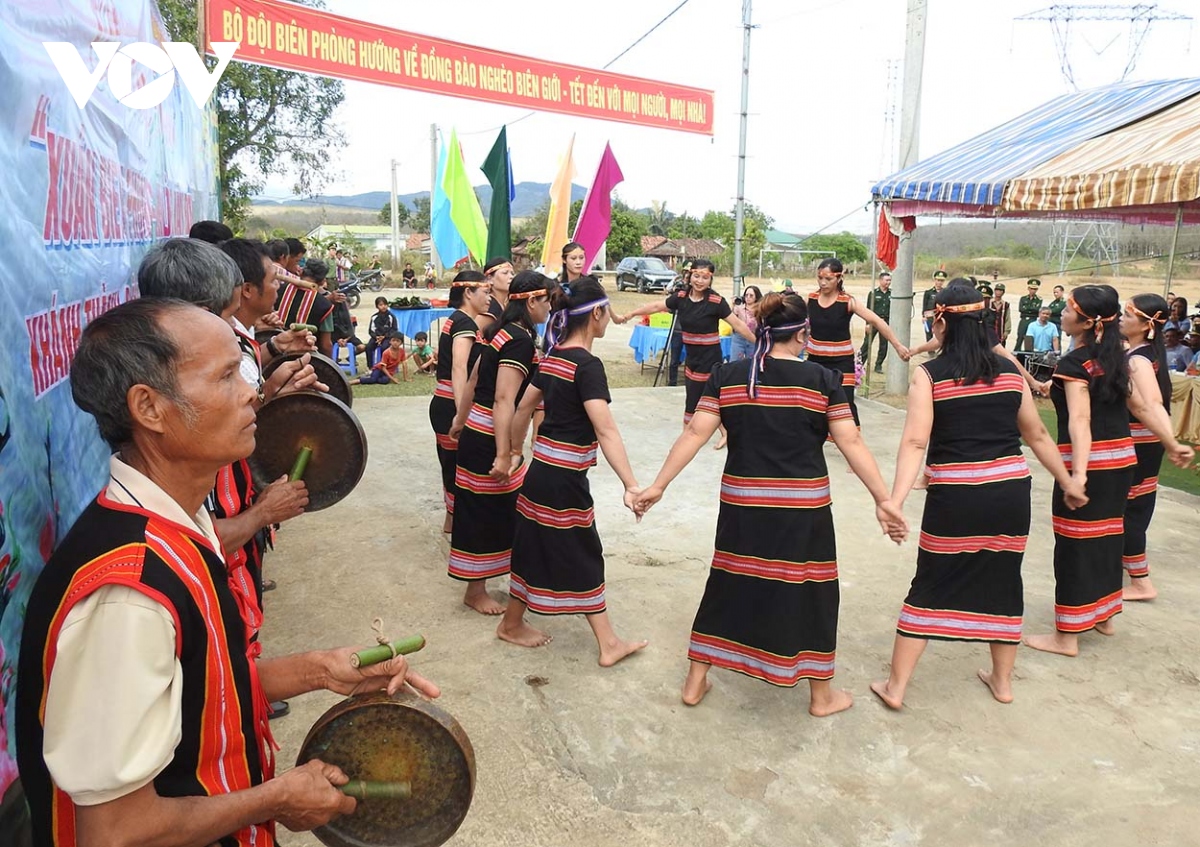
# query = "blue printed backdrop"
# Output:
<box><xmin>0</xmin><ymin>0</ymin><xmax>218</xmax><ymax>804</ymax></box>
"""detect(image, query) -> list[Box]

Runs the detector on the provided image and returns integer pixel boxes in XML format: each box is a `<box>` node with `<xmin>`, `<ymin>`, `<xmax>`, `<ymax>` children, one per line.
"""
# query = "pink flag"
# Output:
<box><xmin>572</xmin><ymin>143</ymin><xmax>625</xmax><ymax>270</ymax></box>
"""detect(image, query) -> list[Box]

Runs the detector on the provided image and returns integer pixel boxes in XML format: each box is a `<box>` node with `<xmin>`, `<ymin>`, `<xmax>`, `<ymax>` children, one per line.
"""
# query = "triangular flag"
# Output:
<box><xmin>431</xmin><ymin>139</ymin><xmax>470</xmax><ymax>266</ymax></box>
<box><xmin>481</xmin><ymin>126</ymin><xmax>512</xmax><ymax>262</ymax></box>
<box><xmin>443</xmin><ymin>128</ymin><xmax>488</xmax><ymax>264</ymax></box>
<box><xmin>540</xmin><ymin>135</ymin><xmax>576</xmax><ymax>275</ymax></box>
<box><xmin>572</xmin><ymin>143</ymin><xmax>624</xmax><ymax>271</ymax></box>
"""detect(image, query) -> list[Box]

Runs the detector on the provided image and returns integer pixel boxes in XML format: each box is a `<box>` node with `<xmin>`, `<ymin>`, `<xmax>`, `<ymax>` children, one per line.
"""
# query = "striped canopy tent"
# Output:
<box><xmin>872</xmin><ymin>77</ymin><xmax>1200</xmax><ymax>225</ymax></box>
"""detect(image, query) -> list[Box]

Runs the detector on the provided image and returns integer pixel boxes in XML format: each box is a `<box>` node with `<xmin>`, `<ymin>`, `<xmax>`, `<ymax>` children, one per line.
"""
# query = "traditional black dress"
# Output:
<box><xmin>666</xmin><ymin>289</ymin><xmax>732</xmax><ymax>424</ymax></box>
<box><xmin>806</xmin><ymin>292</ymin><xmax>859</xmax><ymax>425</ymax></box>
<box><xmin>448</xmin><ymin>324</ymin><xmax>536</xmax><ymax>581</ymax></box>
<box><xmin>1050</xmin><ymin>348</ymin><xmax>1136</xmax><ymax>632</ymax></box>
<box><xmin>1123</xmin><ymin>345</ymin><xmax>1168</xmax><ymax>579</ymax></box>
<box><xmin>896</xmin><ymin>358</ymin><xmax>1030</xmax><ymax>643</ymax></box>
<box><xmin>687</xmin><ymin>357</ymin><xmax>854</xmax><ymax>686</ymax></box>
<box><xmin>510</xmin><ymin>346</ymin><xmax>611</xmax><ymax>614</ymax></box>
<box><xmin>428</xmin><ymin>309</ymin><xmax>478</xmax><ymax>514</ymax></box>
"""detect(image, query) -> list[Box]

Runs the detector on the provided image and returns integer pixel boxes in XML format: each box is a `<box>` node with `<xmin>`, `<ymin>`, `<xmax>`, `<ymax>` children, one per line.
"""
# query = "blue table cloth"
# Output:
<box><xmin>390</xmin><ymin>307</ymin><xmax>456</xmax><ymax>340</ymax></box>
<box><xmin>629</xmin><ymin>324</ymin><xmax>731</xmax><ymax>364</ymax></box>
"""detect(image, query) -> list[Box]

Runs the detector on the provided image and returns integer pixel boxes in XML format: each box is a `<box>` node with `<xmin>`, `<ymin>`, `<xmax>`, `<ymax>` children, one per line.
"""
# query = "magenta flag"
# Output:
<box><xmin>571</xmin><ymin>143</ymin><xmax>624</xmax><ymax>270</ymax></box>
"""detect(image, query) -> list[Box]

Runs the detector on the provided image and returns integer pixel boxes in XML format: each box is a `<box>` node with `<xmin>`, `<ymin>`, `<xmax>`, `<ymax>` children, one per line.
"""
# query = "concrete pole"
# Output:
<box><xmin>430</xmin><ymin>123</ymin><xmax>441</xmax><ymax>276</ymax></box>
<box><xmin>1163</xmin><ymin>203</ymin><xmax>1183</xmax><ymax>298</ymax></box>
<box><xmin>389</xmin><ymin>159</ymin><xmax>400</xmax><ymax>266</ymax></box>
<box><xmin>732</xmin><ymin>0</ymin><xmax>752</xmax><ymax>297</ymax></box>
<box><xmin>885</xmin><ymin>0</ymin><xmax>928</xmax><ymax>396</ymax></box>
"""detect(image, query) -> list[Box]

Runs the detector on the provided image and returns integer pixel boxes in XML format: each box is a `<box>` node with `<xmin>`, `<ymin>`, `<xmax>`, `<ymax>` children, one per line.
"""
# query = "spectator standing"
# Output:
<box><xmin>1016</xmin><ymin>279</ymin><xmax>1043</xmax><ymax>350</ymax></box>
<box><xmin>730</xmin><ymin>285</ymin><xmax>761</xmax><ymax>361</ymax></box>
<box><xmin>989</xmin><ymin>283</ymin><xmax>1012</xmax><ymax>347</ymax></box>
<box><xmin>921</xmin><ymin>270</ymin><xmax>948</xmax><ymax>341</ymax></box>
<box><xmin>1025</xmin><ymin>307</ymin><xmax>1060</xmax><ymax>353</ymax></box>
<box><xmin>861</xmin><ymin>271</ymin><xmax>892</xmax><ymax>373</ymax></box>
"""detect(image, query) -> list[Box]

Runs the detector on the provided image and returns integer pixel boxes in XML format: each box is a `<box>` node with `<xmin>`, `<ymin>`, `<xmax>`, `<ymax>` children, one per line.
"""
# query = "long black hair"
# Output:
<box><xmin>1071</xmin><ymin>284</ymin><xmax>1128</xmax><ymax>405</ymax></box>
<box><xmin>1128</xmin><ymin>292</ymin><xmax>1171</xmax><ymax>406</ymax></box>
<box><xmin>559</xmin><ymin>241</ymin><xmax>585</xmax><ymax>284</ymax></box>
<box><xmin>935</xmin><ymin>281</ymin><xmax>1000</xmax><ymax>385</ymax></box>
<box><xmin>817</xmin><ymin>256</ymin><xmax>845</xmax><ymax>292</ymax></box>
<box><xmin>548</xmin><ymin>275</ymin><xmax>607</xmax><ymax>344</ymax></box>
<box><xmin>448</xmin><ymin>269</ymin><xmax>485</xmax><ymax>308</ymax></box>
<box><xmin>484</xmin><ymin>270</ymin><xmax>553</xmax><ymax>342</ymax></box>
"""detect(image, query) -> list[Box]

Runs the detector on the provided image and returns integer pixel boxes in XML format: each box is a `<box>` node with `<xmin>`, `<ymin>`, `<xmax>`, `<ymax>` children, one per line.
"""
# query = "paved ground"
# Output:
<box><xmin>263</xmin><ymin>388</ymin><xmax>1200</xmax><ymax>847</ymax></box>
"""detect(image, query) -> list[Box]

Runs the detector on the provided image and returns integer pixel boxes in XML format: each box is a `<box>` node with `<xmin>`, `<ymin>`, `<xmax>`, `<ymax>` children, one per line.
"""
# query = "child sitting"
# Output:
<box><xmin>365</xmin><ymin>296</ymin><xmax>399</xmax><ymax>365</ymax></box>
<box><xmin>351</xmin><ymin>332</ymin><xmax>409</xmax><ymax>385</ymax></box>
<box><xmin>412</xmin><ymin>331</ymin><xmax>436</xmax><ymax>373</ymax></box>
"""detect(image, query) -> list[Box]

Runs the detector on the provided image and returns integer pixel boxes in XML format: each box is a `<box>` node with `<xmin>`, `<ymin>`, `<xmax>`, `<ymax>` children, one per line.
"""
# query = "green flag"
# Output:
<box><xmin>481</xmin><ymin>126</ymin><xmax>512</xmax><ymax>261</ymax></box>
<box><xmin>443</xmin><ymin>128</ymin><xmax>488</xmax><ymax>264</ymax></box>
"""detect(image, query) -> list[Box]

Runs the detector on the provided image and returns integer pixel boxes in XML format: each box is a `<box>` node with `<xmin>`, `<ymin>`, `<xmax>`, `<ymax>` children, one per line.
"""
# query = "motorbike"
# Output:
<box><xmin>355</xmin><ymin>267</ymin><xmax>386</xmax><ymax>292</ymax></box>
<box><xmin>337</xmin><ymin>278</ymin><xmax>363</xmax><ymax>310</ymax></box>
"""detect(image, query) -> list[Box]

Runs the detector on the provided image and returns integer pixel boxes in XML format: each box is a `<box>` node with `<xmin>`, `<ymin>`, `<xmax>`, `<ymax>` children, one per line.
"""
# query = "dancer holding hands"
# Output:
<box><xmin>870</xmin><ymin>284</ymin><xmax>1086</xmax><ymax>710</ymax></box>
<box><xmin>1025</xmin><ymin>285</ymin><xmax>1191</xmax><ymax>657</ymax></box>
<box><xmin>498</xmin><ymin>276</ymin><xmax>648</xmax><ymax>664</ymax></box>
<box><xmin>635</xmin><ymin>292</ymin><xmax>907</xmax><ymax>715</ymax></box>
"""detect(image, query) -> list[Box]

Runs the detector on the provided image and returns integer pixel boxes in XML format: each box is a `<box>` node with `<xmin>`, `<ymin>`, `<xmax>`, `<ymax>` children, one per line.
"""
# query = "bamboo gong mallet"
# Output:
<box><xmin>289</xmin><ymin>446</ymin><xmax>313</xmax><ymax>482</ymax></box>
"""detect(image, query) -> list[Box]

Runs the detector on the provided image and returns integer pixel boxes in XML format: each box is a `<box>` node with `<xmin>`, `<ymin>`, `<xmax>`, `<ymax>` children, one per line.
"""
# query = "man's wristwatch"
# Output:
<box><xmin>265</xmin><ymin>337</ymin><xmax>281</xmax><ymax>357</ymax></box>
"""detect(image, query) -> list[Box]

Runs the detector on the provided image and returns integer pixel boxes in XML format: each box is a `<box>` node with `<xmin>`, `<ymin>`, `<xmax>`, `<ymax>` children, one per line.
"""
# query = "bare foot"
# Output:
<box><xmin>977</xmin><ymin>669</ymin><xmax>1013</xmax><ymax>704</ymax></box>
<box><xmin>809</xmin><ymin>688</ymin><xmax>854</xmax><ymax>717</ymax></box>
<box><xmin>598</xmin><ymin>638</ymin><xmax>648</xmax><ymax>667</ymax></box>
<box><xmin>1023</xmin><ymin>633</ymin><xmax>1079</xmax><ymax>657</ymax></box>
<box><xmin>713</xmin><ymin>435</ymin><xmax>727</xmax><ymax>451</ymax></box>
<box><xmin>1123</xmin><ymin>579</ymin><xmax>1157</xmax><ymax>602</ymax></box>
<box><xmin>463</xmin><ymin>586</ymin><xmax>506</xmax><ymax>616</ymax></box>
<box><xmin>681</xmin><ymin>677</ymin><xmax>713</xmax><ymax>706</ymax></box>
<box><xmin>869</xmin><ymin>680</ymin><xmax>904</xmax><ymax>710</ymax></box>
<box><xmin>1094</xmin><ymin>619</ymin><xmax>1116</xmax><ymax>636</ymax></box>
<box><xmin>496</xmin><ymin>620</ymin><xmax>553</xmax><ymax>647</ymax></box>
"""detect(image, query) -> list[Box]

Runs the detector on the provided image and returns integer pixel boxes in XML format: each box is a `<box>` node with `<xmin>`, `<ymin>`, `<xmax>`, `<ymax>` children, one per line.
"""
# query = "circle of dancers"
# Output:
<box><xmin>431</xmin><ymin>268</ymin><xmax>1193</xmax><ymax>715</ymax></box>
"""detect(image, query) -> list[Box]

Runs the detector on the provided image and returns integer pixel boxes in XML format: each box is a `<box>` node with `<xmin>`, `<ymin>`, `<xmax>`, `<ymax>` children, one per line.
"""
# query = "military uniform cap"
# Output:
<box><xmin>933</xmin><ymin>270</ymin><xmax>948</xmax><ymax>280</ymax></box>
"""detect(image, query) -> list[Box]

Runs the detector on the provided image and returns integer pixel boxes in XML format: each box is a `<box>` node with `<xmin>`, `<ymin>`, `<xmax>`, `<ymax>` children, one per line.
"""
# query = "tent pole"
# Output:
<box><xmin>1163</xmin><ymin>203</ymin><xmax>1183</xmax><ymax>299</ymax></box>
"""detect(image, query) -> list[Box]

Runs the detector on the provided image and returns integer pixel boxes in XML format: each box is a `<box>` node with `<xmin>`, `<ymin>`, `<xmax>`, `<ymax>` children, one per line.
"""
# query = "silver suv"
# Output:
<box><xmin>615</xmin><ymin>257</ymin><xmax>678</xmax><ymax>293</ymax></box>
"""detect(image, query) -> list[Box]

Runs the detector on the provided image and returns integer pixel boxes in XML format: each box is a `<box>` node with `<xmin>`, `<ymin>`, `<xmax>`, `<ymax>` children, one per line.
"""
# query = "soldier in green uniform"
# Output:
<box><xmin>1016</xmin><ymin>278</ymin><xmax>1043</xmax><ymax>351</ymax></box>
<box><xmin>1047</xmin><ymin>283</ymin><xmax>1066</xmax><ymax>330</ymax></box>
<box><xmin>921</xmin><ymin>269</ymin><xmax>948</xmax><ymax>341</ymax></box>
<box><xmin>860</xmin><ymin>270</ymin><xmax>892</xmax><ymax>373</ymax></box>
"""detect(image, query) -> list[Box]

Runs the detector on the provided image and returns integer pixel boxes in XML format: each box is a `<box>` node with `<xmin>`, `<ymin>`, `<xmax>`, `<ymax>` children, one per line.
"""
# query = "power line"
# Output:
<box><xmin>459</xmin><ymin>0</ymin><xmax>694</xmax><ymax>136</ymax></box>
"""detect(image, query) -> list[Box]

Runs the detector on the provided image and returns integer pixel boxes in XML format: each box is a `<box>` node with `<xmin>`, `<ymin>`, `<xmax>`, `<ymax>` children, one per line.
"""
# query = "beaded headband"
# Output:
<box><xmin>933</xmin><ymin>301</ymin><xmax>987</xmax><ymax>319</ymax></box>
<box><xmin>508</xmin><ymin>288</ymin><xmax>549</xmax><ymax>300</ymax></box>
<box><xmin>450</xmin><ymin>280</ymin><xmax>489</xmax><ymax>288</ymax></box>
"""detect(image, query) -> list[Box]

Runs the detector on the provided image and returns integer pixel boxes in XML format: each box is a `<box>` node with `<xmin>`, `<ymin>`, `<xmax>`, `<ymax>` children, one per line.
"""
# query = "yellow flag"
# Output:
<box><xmin>540</xmin><ymin>135</ymin><xmax>576</xmax><ymax>275</ymax></box>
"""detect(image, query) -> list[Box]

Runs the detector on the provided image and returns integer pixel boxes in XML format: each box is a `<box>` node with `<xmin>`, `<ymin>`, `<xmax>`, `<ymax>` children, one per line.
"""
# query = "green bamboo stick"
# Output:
<box><xmin>340</xmin><ymin>780</ymin><xmax>412</xmax><ymax>800</ymax></box>
<box><xmin>289</xmin><ymin>322</ymin><xmax>319</xmax><ymax>333</ymax></box>
<box><xmin>350</xmin><ymin>634</ymin><xmax>426</xmax><ymax>668</ymax></box>
<box><xmin>289</xmin><ymin>446</ymin><xmax>313</xmax><ymax>482</ymax></box>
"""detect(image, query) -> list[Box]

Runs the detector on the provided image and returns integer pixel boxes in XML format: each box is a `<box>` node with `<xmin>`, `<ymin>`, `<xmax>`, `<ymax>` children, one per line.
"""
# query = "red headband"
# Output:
<box><xmin>1068</xmin><ymin>295</ymin><xmax>1116</xmax><ymax>340</ymax></box>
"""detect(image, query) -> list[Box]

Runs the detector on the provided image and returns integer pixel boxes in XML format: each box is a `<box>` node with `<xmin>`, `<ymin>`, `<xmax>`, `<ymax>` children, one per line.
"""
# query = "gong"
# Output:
<box><xmin>262</xmin><ymin>351</ymin><xmax>353</xmax><ymax>408</ymax></box>
<box><xmin>254</xmin><ymin>328</ymin><xmax>282</xmax><ymax>349</ymax></box>
<box><xmin>247</xmin><ymin>391</ymin><xmax>367</xmax><ymax>511</ymax></box>
<box><xmin>298</xmin><ymin>690</ymin><xmax>476</xmax><ymax>847</ymax></box>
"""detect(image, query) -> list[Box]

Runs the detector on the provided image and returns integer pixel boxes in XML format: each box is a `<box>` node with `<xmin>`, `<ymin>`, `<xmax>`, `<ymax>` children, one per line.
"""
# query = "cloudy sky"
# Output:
<box><xmin>263</xmin><ymin>0</ymin><xmax>1196</xmax><ymax>233</ymax></box>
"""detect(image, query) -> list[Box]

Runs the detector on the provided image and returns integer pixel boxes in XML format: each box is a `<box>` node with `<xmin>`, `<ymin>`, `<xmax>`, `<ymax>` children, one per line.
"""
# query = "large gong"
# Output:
<box><xmin>247</xmin><ymin>391</ymin><xmax>366</xmax><ymax>511</ymax></box>
<box><xmin>298</xmin><ymin>690</ymin><xmax>476</xmax><ymax>847</ymax></box>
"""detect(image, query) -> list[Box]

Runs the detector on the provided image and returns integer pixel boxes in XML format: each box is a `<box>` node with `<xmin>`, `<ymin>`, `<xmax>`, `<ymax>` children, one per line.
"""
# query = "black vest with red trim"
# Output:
<box><xmin>16</xmin><ymin>492</ymin><xmax>274</xmax><ymax>847</ymax></box>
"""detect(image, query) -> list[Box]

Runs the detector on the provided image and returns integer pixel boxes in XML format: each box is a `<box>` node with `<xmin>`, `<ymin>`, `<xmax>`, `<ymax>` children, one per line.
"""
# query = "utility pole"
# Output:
<box><xmin>732</xmin><ymin>0</ymin><xmax>752</xmax><ymax>297</ymax></box>
<box><xmin>885</xmin><ymin>0</ymin><xmax>927</xmax><ymax>396</ymax></box>
<box><xmin>430</xmin><ymin>123</ymin><xmax>441</xmax><ymax>276</ymax></box>
<box><xmin>389</xmin><ymin>159</ymin><xmax>400</xmax><ymax>266</ymax></box>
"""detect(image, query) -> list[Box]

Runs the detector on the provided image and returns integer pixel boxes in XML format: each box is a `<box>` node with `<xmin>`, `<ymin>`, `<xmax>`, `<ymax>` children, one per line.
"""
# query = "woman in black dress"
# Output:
<box><xmin>807</xmin><ymin>257</ymin><xmax>909</xmax><ymax>427</ymax></box>
<box><xmin>870</xmin><ymin>285</ymin><xmax>1084</xmax><ymax>710</ymax></box>
<box><xmin>635</xmin><ymin>293</ymin><xmax>907</xmax><ymax>715</ymax></box>
<box><xmin>613</xmin><ymin>259</ymin><xmax>755</xmax><ymax>432</ymax></box>
<box><xmin>477</xmin><ymin>256</ymin><xmax>515</xmax><ymax>329</ymax></box>
<box><xmin>448</xmin><ymin>271</ymin><xmax>553</xmax><ymax>615</ymax></box>
<box><xmin>428</xmin><ymin>270</ymin><xmax>491</xmax><ymax>533</ymax></box>
<box><xmin>1118</xmin><ymin>294</ymin><xmax>1175</xmax><ymax>601</ymax></box>
<box><xmin>498</xmin><ymin>276</ymin><xmax>648</xmax><ymax>664</ymax></box>
<box><xmin>1025</xmin><ymin>285</ymin><xmax>1190</xmax><ymax>657</ymax></box>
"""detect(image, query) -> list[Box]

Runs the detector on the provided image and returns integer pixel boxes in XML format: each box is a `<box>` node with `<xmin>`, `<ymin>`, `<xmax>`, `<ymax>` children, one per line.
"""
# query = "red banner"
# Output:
<box><xmin>204</xmin><ymin>0</ymin><xmax>714</xmax><ymax>135</ymax></box>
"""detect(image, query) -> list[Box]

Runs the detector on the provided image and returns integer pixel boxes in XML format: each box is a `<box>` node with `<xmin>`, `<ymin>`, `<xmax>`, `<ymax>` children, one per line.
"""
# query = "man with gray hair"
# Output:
<box><xmin>16</xmin><ymin>298</ymin><xmax>438</xmax><ymax>847</ymax></box>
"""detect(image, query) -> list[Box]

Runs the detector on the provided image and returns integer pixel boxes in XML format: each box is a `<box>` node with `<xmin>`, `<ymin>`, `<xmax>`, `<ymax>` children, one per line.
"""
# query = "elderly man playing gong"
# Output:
<box><xmin>15</xmin><ymin>298</ymin><xmax>439</xmax><ymax>847</ymax></box>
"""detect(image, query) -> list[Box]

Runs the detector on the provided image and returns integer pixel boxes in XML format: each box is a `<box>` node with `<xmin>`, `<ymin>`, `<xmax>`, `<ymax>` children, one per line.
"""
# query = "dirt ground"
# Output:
<box><xmin>263</xmin><ymin>379</ymin><xmax>1200</xmax><ymax>847</ymax></box>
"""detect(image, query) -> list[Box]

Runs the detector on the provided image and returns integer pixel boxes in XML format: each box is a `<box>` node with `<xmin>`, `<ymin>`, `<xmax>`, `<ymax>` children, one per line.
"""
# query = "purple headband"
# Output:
<box><xmin>546</xmin><ymin>297</ymin><xmax>610</xmax><ymax>348</ymax></box>
<box><xmin>748</xmin><ymin>319</ymin><xmax>809</xmax><ymax>399</ymax></box>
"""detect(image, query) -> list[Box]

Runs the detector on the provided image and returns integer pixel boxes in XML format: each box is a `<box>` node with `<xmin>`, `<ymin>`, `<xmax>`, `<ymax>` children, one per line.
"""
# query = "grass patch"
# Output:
<box><xmin>1035</xmin><ymin>406</ymin><xmax>1200</xmax><ymax>497</ymax></box>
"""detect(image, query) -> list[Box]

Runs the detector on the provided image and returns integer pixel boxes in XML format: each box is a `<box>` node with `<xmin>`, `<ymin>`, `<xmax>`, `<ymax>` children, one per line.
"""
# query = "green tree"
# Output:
<box><xmin>158</xmin><ymin>0</ymin><xmax>346</xmax><ymax>230</ymax></box>
<box><xmin>648</xmin><ymin>200</ymin><xmax>672</xmax><ymax>237</ymax></box>
<box><xmin>668</xmin><ymin>213</ymin><xmax>701</xmax><ymax>239</ymax></box>
<box><xmin>607</xmin><ymin>208</ymin><xmax>648</xmax><ymax>262</ymax></box>
<box><xmin>513</xmin><ymin>199</ymin><xmax>550</xmax><ymax>243</ymax></box>
<box><xmin>567</xmin><ymin>199</ymin><xmax>584</xmax><ymax>236</ymax></box>
<box><xmin>802</xmin><ymin>232</ymin><xmax>868</xmax><ymax>264</ymax></box>
<box><xmin>410</xmin><ymin>196</ymin><xmax>431</xmax><ymax>233</ymax></box>
<box><xmin>379</xmin><ymin>201</ymin><xmax>410</xmax><ymax>227</ymax></box>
